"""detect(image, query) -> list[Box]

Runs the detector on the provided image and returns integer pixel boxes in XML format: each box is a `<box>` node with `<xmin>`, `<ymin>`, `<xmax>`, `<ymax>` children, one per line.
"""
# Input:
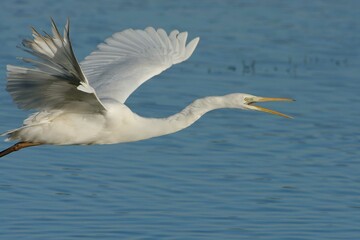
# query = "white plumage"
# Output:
<box><xmin>0</xmin><ymin>19</ymin><xmax>293</xmax><ymax>157</ymax></box>
<box><xmin>81</xmin><ymin>27</ymin><xmax>199</xmax><ymax>103</ymax></box>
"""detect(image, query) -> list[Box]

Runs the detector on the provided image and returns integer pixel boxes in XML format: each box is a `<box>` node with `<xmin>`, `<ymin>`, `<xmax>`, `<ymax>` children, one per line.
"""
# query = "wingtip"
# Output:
<box><xmin>50</xmin><ymin>16</ymin><xmax>56</xmax><ymax>25</ymax></box>
<box><xmin>192</xmin><ymin>37</ymin><xmax>200</xmax><ymax>45</ymax></box>
<box><xmin>177</xmin><ymin>31</ymin><xmax>188</xmax><ymax>43</ymax></box>
<box><xmin>66</xmin><ymin>17</ymin><xmax>70</xmax><ymax>28</ymax></box>
<box><xmin>63</xmin><ymin>18</ymin><xmax>70</xmax><ymax>39</ymax></box>
<box><xmin>184</xmin><ymin>36</ymin><xmax>200</xmax><ymax>60</ymax></box>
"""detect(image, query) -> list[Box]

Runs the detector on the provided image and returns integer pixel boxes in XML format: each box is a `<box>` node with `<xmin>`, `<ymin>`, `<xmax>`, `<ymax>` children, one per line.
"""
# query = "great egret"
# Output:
<box><xmin>0</xmin><ymin>19</ymin><xmax>293</xmax><ymax>158</ymax></box>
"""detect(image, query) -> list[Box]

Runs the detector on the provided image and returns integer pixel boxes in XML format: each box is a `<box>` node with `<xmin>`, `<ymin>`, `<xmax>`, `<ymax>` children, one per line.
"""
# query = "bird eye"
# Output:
<box><xmin>244</xmin><ymin>97</ymin><xmax>252</xmax><ymax>104</ymax></box>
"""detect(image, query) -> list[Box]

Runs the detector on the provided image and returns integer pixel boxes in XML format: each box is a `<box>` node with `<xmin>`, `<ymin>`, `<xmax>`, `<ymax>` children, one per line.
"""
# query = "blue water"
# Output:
<box><xmin>0</xmin><ymin>1</ymin><xmax>359</xmax><ymax>239</ymax></box>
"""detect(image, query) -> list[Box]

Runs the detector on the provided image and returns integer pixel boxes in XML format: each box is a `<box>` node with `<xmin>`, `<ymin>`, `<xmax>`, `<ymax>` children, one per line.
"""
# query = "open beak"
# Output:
<box><xmin>245</xmin><ymin>96</ymin><xmax>294</xmax><ymax>119</ymax></box>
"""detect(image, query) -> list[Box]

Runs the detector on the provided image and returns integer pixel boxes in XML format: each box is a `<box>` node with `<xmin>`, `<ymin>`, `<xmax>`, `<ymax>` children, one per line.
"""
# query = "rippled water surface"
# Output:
<box><xmin>0</xmin><ymin>1</ymin><xmax>359</xmax><ymax>239</ymax></box>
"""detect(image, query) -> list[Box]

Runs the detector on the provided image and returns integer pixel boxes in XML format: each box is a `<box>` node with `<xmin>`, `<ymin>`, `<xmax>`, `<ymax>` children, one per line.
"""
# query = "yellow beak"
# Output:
<box><xmin>245</xmin><ymin>97</ymin><xmax>294</xmax><ymax>119</ymax></box>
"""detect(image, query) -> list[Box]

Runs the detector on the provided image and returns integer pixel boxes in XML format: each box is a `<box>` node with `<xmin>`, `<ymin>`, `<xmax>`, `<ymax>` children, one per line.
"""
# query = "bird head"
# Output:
<box><xmin>225</xmin><ymin>93</ymin><xmax>294</xmax><ymax>118</ymax></box>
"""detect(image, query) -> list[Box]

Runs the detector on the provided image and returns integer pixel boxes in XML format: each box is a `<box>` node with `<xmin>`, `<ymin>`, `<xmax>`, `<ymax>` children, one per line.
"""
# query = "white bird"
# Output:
<box><xmin>0</xmin><ymin>19</ymin><xmax>293</xmax><ymax>157</ymax></box>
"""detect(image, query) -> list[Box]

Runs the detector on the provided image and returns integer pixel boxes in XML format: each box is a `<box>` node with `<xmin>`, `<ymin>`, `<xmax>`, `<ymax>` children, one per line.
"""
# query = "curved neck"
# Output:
<box><xmin>135</xmin><ymin>95</ymin><xmax>235</xmax><ymax>140</ymax></box>
<box><xmin>167</xmin><ymin>95</ymin><xmax>227</xmax><ymax>130</ymax></box>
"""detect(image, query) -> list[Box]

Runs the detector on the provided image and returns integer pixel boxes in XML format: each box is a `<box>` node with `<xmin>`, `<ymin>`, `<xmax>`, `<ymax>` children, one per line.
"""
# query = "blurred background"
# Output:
<box><xmin>0</xmin><ymin>0</ymin><xmax>359</xmax><ymax>239</ymax></box>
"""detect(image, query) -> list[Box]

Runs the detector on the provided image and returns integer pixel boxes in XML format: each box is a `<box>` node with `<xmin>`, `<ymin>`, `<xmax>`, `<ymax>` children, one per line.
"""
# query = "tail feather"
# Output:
<box><xmin>1</xmin><ymin>128</ymin><xmax>22</xmax><ymax>142</ymax></box>
<box><xmin>1</xmin><ymin>123</ymin><xmax>45</xmax><ymax>142</ymax></box>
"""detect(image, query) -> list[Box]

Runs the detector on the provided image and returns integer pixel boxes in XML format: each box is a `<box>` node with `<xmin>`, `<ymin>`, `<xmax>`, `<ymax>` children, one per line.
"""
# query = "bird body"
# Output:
<box><xmin>5</xmin><ymin>94</ymin><xmax>250</xmax><ymax>145</ymax></box>
<box><xmin>0</xmin><ymin>19</ymin><xmax>293</xmax><ymax>157</ymax></box>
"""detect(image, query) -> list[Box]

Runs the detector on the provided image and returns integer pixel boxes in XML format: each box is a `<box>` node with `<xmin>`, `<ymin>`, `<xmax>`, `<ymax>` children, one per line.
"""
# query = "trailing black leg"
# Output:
<box><xmin>0</xmin><ymin>142</ymin><xmax>41</xmax><ymax>158</ymax></box>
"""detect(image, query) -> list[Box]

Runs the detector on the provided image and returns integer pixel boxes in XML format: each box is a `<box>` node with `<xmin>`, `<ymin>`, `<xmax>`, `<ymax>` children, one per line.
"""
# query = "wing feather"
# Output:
<box><xmin>81</xmin><ymin>27</ymin><xmax>200</xmax><ymax>103</ymax></box>
<box><xmin>6</xmin><ymin>19</ymin><xmax>106</xmax><ymax>112</ymax></box>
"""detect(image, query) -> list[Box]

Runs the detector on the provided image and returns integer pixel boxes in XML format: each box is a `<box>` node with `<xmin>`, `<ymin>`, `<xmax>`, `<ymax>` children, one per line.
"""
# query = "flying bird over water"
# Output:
<box><xmin>0</xmin><ymin>19</ymin><xmax>293</xmax><ymax>157</ymax></box>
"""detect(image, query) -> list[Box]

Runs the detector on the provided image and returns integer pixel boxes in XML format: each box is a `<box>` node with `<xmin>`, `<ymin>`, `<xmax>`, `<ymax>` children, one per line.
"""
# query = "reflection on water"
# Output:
<box><xmin>0</xmin><ymin>1</ymin><xmax>359</xmax><ymax>240</ymax></box>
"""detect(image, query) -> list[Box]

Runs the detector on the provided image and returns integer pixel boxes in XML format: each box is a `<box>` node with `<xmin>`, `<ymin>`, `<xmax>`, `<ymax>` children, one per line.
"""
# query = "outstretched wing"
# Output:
<box><xmin>80</xmin><ymin>27</ymin><xmax>200</xmax><ymax>103</ymax></box>
<box><xmin>6</xmin><ymin>19</ymin><xmax>106</xmax><ymax>112</ymax></box>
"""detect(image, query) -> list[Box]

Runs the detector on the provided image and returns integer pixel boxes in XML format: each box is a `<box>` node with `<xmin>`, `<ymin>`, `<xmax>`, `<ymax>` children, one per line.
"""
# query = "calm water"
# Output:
<box><xmin>0</xmin><ymin>1</ymin><xmax>359</xmax><ymax>239</ymax></box>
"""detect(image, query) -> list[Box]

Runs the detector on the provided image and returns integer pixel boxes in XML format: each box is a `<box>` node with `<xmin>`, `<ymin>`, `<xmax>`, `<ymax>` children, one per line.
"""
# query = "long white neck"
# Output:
<box><xmin>133</xmin><ymin>95</ymin><xmax>240</xmax><ymax>141</ymax></box>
